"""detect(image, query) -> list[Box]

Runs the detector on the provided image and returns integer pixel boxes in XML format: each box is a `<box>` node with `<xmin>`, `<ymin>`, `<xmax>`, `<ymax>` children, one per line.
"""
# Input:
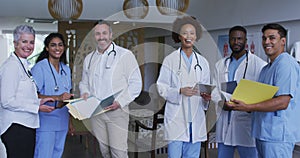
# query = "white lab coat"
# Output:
<box><xmin>212</xmin><ymin>51</ymin><xmax>266</xmax><ymax>147</ymax></box>
<box><xmin>79</xmin><ymin>42</ymin><xmax>142</xmax><ymax>108</ymax></box>
<box><xmin>157</xmin><ymin>48</ymin><xmax>210</xmax><ymax>143</ymax></box>
<box><xmin>79</xmin><ymin>43</ymin><xmax>142</xmax><ymax>155</ymax></box>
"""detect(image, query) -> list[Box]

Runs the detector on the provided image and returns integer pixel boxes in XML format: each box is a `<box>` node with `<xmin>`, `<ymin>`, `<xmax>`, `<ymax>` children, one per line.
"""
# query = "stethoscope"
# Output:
<box><xmin>224</xmin><ymin>51</ymin><xmax>249</xmax><ymax>79</ymax></box>
<box><xmin>88</xmin><ymin>42</ymin><xmax>116</xmax><ymax>69</ymax></box>
<box><xmin>47</xmin><ymin>59</ymin><xmax>67</xmax><ymax>91</ymax></box>
<box><xmin>14</xmin><ymin>52</ymin><xmax>35</xmax><ymax>83</ymax></box>
<box><xmin>225</xmin><ymin>51</ymin><xmax>248</xmax><ymax>125</ymax></box>
<box><xmin>177</xmin><ymin>48</ymin><xmax>202</xmax><ymax>76</ymax></box>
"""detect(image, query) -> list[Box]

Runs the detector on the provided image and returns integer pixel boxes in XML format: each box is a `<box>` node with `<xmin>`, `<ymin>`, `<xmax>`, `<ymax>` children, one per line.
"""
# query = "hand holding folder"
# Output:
<box><xmin>193</xmin><ymin>83</ymin><xmax>215</xmax><ymax>95</ymax></box>
<box><xmin>64</xmin><ymin>93</ymin><xmax>118</xmax><ymax>120</ymax></box>
<box><xmin>231</xmin><ymin>79</ymin><xmax>279</xmax><ymax>104</ymax></box>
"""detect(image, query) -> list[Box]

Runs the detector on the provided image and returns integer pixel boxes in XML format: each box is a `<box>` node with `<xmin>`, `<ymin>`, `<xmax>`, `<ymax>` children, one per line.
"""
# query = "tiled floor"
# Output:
<box><xmin>62</xmin><ymin>134</ymin><xmax>100</xmax><ymax>158</ymax></box>
<box><xmin>62</xmin><ymin>135</ymin><xmax>300</xmax><ymax>158</ymax></box>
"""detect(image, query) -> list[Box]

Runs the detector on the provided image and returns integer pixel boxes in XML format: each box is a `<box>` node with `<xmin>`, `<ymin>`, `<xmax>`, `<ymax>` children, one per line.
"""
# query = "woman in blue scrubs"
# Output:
<box><xmin>31</xmin><ymin>33</ymin><xmax>74</xmax><ymax>158</ymax></box>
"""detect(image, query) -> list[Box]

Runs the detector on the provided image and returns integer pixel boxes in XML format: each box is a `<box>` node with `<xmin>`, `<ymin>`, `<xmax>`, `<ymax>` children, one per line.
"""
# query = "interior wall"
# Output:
<box><xmin>208</xmin><ymin>19</ymin><xmax>300</xmax><ymax>58</ymax></box>
<box><xmin>0</xmin><ymin>17</ymin><xmax>57</xmax><ymax>33</ymax></box>
<box><xmin>188</xmin><ymin>0</ymin><xmax>300</xmax><ymax>31</ymax></box>
<box><xmin>188</xmin><ymin>0</ymin><xmax>300</xmax><ymax>62</ymax></box>
<box><xmin>0</xmin><ymin>17</ymin><xmax>57</xmax><ymax>66</ymax></box>
<box><xmin>0</xmin><ymin>35</ymin><xmax>8</xmax><ymax>65</ymax></box>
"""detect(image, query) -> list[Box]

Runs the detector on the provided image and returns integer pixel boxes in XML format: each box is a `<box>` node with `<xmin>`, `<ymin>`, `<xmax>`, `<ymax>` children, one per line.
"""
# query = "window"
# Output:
<box><xmin>2</xmin><ymin>31</ymin><xmax>49</xmax><ymax>67</ymax></box>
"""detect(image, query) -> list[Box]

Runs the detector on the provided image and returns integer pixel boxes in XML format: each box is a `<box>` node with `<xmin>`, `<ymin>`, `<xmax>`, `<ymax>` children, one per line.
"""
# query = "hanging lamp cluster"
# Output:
<box><xmin>48</xmin><ymin>0</ymin><xmax>83</xmax><ymax>21</ymax></box>
<box><xmin>123</xmin><ymin>0</ymin><xmax>190</xmax><ymax>19</ymax></box>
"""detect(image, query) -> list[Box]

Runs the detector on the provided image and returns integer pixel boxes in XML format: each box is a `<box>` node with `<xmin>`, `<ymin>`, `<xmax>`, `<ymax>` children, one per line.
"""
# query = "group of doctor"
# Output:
<box><xmin>157</xmin><ymin>16</ymin><xmax>300</xmax><ymax>158</ymax></box>
<box><xmin>0</xmin><ymin>25</ymin><xmax>74</xmax><ymax>158</ymax></box>
<box><xmin>0</xmin><ymin>20</ymin><xmax>142</xmax><ymax>158</ymax></box>
<box><xmin>1</xmin><ymin>16</ymin><xmax>300</xmax><ymax>158</ymax></box>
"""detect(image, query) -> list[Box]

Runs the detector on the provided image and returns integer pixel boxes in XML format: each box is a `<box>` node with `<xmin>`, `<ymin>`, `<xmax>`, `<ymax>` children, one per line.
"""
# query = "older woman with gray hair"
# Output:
<box><xmin>0</xmin><ymin>25</ymin><xmax>54</xmax><ymax>158</ymax></box>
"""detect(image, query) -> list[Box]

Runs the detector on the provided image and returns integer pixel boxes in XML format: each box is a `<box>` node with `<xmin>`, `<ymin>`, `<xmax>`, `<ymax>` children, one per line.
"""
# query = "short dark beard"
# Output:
<box><xmin>232</xmin><ymin>49</ymin><xmax>247</xmax><ymax>59</ymax></box>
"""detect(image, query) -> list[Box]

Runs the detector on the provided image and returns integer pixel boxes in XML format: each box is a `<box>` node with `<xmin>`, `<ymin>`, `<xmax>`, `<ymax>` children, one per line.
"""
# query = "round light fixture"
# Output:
<box><xmin>48</xmin><ymin>0</ymin><xmax>83</xmax><ymax>21</ymax></box>
<box><xmin>123</xmin><ymin>0</ymin><xmax>149</xmax><ymax>19</ymax></box>
<box><xmin>156</xmin><ymin>0</ymin><xmax>189</xmax><ymax>16</ymax></box>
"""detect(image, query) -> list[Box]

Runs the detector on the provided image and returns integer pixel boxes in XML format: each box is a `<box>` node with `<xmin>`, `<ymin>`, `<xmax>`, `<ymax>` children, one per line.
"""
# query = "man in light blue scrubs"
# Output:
<box><xmin>226</xmin><ymin>23</ymin><xmax>300</xmax><ymax>158</ymax></box>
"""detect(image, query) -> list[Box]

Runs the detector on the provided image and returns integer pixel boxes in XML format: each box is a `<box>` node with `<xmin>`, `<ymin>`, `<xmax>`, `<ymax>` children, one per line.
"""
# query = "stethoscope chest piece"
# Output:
<box><xmin>48</xmin><ymin>59</ymin><xmax>67</xmax><ymax>92</ymax></box>
<box><xmin>54</xmin><ymin>86</ymin><xmax>59</xmax><ymax>92</ymax></box>
<box><xmin>106</xmin><ymin>49</ymin><xmax>116</xmax><ymax>69</ymax></box>
<box><xmin>177</xmin><ymin>70</ymin><xmax>182</xmax><ymax>76</ymax></box>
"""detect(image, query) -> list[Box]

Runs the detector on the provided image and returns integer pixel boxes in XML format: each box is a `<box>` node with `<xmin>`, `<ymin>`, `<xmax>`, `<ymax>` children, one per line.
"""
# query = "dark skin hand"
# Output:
<box><xmin>38</xmin><ymin>92</ymin><xmax>74</xmax><ymax>109</ymax></box>
<box><xmin>39</xmin><ymin>97</ymin><xmax>55</xmax><ymax>112</ymax></box>
<box><xmin>225</xmin><ymin>95</ymin><xmax>290</xmax><ymax>112</ymax></box>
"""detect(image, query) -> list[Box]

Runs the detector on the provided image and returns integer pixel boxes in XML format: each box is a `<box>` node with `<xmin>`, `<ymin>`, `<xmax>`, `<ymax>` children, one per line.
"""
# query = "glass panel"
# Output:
<box><xmin>3</xmin><ymin>33</ymin><xmax>48</xmax><ymax>67</ymax></box>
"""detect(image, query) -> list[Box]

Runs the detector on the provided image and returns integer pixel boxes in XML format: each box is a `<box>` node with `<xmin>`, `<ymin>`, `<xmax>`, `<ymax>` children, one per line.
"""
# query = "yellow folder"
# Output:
<box><xmin>231</xmin><ymin>79</ymin><xmax>279</xmax><ymax>104</ymax></box>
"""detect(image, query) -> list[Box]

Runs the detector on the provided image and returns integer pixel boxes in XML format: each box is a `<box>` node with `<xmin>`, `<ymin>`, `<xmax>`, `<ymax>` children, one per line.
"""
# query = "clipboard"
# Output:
<box><xmin>65</xmin><ymin>90</ymin><xmax>121</xmax><ymax>120</ymax></box>
<box><xmin>221</xmin><ymin>81</ymin><xmax>237</xmax><ymax>94</ymax></box>
<box><xmin>91</xmin><ymin>95</ymin><xmax>116</xmax><ymax>116</ymax></box>
<box><xmin>193</xmin><ymin>83</ymin><xmax>216</xmax><ymax>95</ymax></box>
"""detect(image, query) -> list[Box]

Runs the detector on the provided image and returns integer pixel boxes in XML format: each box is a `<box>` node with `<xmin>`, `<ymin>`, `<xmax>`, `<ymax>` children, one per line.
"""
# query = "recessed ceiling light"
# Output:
<box><xmin>113</xmin><ymin>21</ymin><xmax>120</xmax><ymax>25</ymax></box>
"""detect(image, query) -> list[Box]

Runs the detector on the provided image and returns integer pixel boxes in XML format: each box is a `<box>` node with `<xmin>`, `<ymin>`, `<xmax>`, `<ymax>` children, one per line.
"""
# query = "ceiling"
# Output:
<box><xmin>0</xmin><ymin>0</ymin><xmax>211</xmax><ymax>34</ymax></box>
<box><xmin>0</xmin><ymin>0</ymin><xmax>190</xmax><ymax>32</ymax></box>
<box><xmin>1</xmin><ymin>0</ymin><xmax>300</xmax><ymax>31</ymax></box>
<box><xmin>0</xmin><ymin>0</ymin><xmax>120</xmax><ymax>20</ymax></box>
<box><xmin>0</xmin><ymin>0</ymin><xmax>196</xmax><ymax>24</ymax></box>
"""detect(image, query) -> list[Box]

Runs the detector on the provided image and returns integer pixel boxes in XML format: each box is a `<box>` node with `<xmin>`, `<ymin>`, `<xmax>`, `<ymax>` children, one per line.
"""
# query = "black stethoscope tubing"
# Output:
<box><xmin>178</xmin><ymin>48</ymin><xmax>202</xmax><ymax>72</ymax></box>
<box><xmin>88</xmin><ymin>43</ymin><xmax>116</xmax><ymax>69</ymax></box>
<box><xmin>14</xmin><ymin>52</ymin><xmax>34</xmax><ymax>81</ymax></box>
<box><xmin>226</xmin><ymin>51</ymin><xmax>249</xmax><ymax>125</ymax></box>
<box><xmin>47</xmin><ymin>59</ymin><xmax>66</xmax><ymax>91</ymax></box>
<box><xmin>224</xmin><ymin>51</ymin><xmax>249</xmax><ymax>79</ymax></box>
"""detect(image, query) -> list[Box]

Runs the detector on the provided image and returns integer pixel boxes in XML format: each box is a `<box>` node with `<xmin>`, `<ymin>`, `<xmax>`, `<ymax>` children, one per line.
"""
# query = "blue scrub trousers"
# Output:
<box><xmin>168</xmin><ymin>123</ymin><xmax>201</xmax><ymax>158</ymax></box>
<box><xmin>218</xmin><ymin>143</ymin><xmax>257</xmax><ymax>158</ymax></box>
<box><xmin>34</xmin><ymin>130</ymin><xmax>68</xmax><ymax>158</ymax></box>
<box><xmin>256</xmin><ymin>139</ymin><xmax>295</xmax><ymax>158</ymax></box>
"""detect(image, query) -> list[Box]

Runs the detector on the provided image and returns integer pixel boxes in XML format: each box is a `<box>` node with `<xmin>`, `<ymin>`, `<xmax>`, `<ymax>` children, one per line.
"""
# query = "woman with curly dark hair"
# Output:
<box><xmin>157</xmin><ymin>16</ymin><xmax>211</xmax><ymax>158</ymax></box>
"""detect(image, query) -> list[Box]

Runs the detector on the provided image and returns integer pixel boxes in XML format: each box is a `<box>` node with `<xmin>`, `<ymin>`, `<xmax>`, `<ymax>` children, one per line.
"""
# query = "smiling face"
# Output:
<box><xmin>14</xmin><ymin>33</ymin><xmax>35</xmax><ymax>58</ymax></box>
<box><xmin>179</xmin><ymin>24</ymin><xmax>197</xmax><ymax>49</ymax></box>
<box><xmin>94</xmin><ymin>24</ymin><xmax>112</xmax><ymax>52</ymax></box>
<box><xmin>262</xmin><ymin>29</ymin><xmax>286</xmax><ymax>62</ymax></box>
<box><xmin>46</xmin><ymin>37</ymin><xmax>65</xmax><ymax>60</ymax></box>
